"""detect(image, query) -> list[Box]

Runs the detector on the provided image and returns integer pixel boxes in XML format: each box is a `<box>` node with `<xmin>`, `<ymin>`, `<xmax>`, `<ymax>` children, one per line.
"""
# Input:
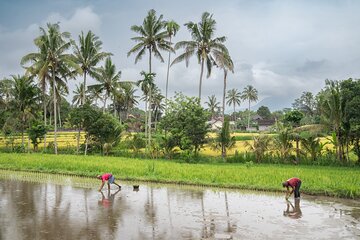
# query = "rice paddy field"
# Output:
<box><xmin>0</xmin><ymin>152</ymin><xmax>359</xmax><ymax>199</ymax></box>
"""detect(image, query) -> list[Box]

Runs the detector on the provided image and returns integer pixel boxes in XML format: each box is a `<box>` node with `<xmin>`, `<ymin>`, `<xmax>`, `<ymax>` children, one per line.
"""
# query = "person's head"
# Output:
<box><xmin>282</xmin><ymin>181</ymin><xmax>289</xmax><ymax>187</ymax></box>
<box><xmin>97</xmin><ymin>175</ymin><xmax>102</xmax><ymax>180</ymax></box>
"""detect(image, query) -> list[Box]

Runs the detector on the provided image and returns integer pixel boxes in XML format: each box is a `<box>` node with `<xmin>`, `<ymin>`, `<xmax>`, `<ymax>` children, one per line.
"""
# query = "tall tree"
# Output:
<box><xmin>89</xmin><ymin>57</ymin><xmax>121</xmax><ymax>113</ymax></box>
<box><xmin>128</xmin><ymin>9</ymin><xmax>173</xmax><ymax>73</ymax></box>
<box><xmin>73</xmin><ymin>31</ymin><xmax>110</xmax><ymax>104</ymax></box>
<box><xmin>164</xmin><ymin>20</ymin><xmax>180</xmax><ymax>110</ymax></box>
<box><xmin>226</xmin><ymin>88</ymin><xmax>241</xmax><ymax>121</ymax></box>
<box><xmin>137</xmin><ymin>71</ymin><xmax>156</xmax><ymax>146</ymax></box>
<box><xmin>241</xmin><ymin>85</ymin><xmax>258</xmax><ymax>129</ymax></box>
<box><xmin>72</xmin><ymin>83</ymin><xmax>86</xmax><ymax>107</ymax></box>
<box><xmin>205</xmin><ymin>95</ymin><xmax>220</xmax><ymax>119</ymax></box>
<box><xmin>172</xmin><ymin>12</ymin><xmax>228</xmax><ymax>101</ymax></box>
<box><xmin>22</xmin><ymin>23</ymin><xmax>79</xmax><ymax>154</ymax></box>
<box><xmin>213</xmin><ymin>52</ymin><xmax>234</xmax><ymax>120</ymax></box>
<box><xmin>10</xmin><ymin>75</ymin><xmax>40</xmax><ymax>147</ymax></box>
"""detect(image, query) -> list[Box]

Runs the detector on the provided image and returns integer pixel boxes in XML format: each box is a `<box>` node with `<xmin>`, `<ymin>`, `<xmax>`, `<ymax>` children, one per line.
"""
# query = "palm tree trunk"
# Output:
<box><xmin>52</xmin><ymin>69</ymin><xmax>58</xmax><ymax>155</ymax></box>
<box><xmin>83</xmin><ymin>72</ymin><xmax>87</xmax><ymax>105</ymax></box>
<box><xmin>58</xmin><ymin>104</ymin><xmax>61</xmax><ymax>128</ymax></box>
<box><xmin>113</xmin><ymin>96</ymin><xmax>117</xmax><ymax>117</ymax></box>
<box><xmin>149</xmin><ymin>48</ymin><xmax>152</xmax><ymax>73</ymax></box>
<box><xmin>148</xmin><ymin>90</ymin><xmax>152</xmax><ymax>147</ymax></box>
<box><xmin>199</xmin><ymin>58</ymin><xmax>205</xmax><ymax>101</ymax></box>
<box><xmin>233</xmin><ymin>103</ymin><xmax>235</xmax><ymax>121</ymax></box>
<box><xmin>165</xmin><ymin>37</ymin><xmax>172</xmax><ymax>114</ymax></box>
<box><xmin>222</xmin><ymin>70</ymin><xmax>227</xmax><ymax>120</ymax></box>
<box><xmin>103</xmin><ymin>96</ymin><xmax>107</xmax><ymax>113</ymax></box>
<box><xmin>43</xmin><ymin>94</ymin><xmax>47</xmax><ymax>150</ymax></box>
<box><xmin>76</xmin><ymin>128</ymin><xmax>80</xmax><ymax>154</ymax></box>
<box><xmin>144</xmin><ymin>99</ymin><xmax>148</xmax><ymax>138</ymax></box>
<box><xmin>247</xmin><ymin>99</ymin><xmax>251</xmax><ymax>130</ymax></box>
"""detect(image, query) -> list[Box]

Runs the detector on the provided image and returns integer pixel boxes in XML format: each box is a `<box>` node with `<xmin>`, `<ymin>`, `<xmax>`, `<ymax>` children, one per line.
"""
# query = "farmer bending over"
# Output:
<box><xmin>97</xmin><ymin>173</ymin><xmax>121</xmax><ymax>191</ymax></box>
<box><xmin>282</xmin><ymin>177</ymin><xmax>301</xmax><ymax>200</ymax></box>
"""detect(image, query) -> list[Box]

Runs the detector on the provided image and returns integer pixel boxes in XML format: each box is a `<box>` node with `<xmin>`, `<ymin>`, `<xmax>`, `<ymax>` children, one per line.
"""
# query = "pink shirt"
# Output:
<box><xmin>287</xmin><ymin>177</ymin><xmax>301</xmax><ymax>188</ymax></box>
<box><xmin>101</xmin><ymin>173</ymin><xmax>112</xmax><ymax>182</ymax></box>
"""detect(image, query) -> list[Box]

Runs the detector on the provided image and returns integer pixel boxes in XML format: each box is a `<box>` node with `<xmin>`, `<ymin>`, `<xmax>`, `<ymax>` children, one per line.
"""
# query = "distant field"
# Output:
<box><xmin>0</xmin><ymin>131</ymin><xmax>336</xmax><ymax>158</ymax></box>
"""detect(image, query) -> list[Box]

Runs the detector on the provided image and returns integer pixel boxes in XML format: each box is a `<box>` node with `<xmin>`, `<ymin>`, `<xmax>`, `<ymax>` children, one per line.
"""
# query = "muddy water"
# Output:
<box><xmin>0</xmin><ymin>171</ymin><xmax>359</xmax><ymax>240</ymax></box>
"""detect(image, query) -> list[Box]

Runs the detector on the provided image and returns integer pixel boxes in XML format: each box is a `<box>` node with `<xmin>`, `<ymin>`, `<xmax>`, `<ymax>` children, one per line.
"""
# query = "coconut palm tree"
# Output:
<box><xmin>22</xmin><ymin>23</ymin><xmax>79</xmax><ymax>154</ymax></box>
<box><xmin>10</xmin><ymin>75</ymin><xmax>40</xmax><ymax>147</ymax></box>
<box><xmin>73</xmin><ymin>31</ymin><xmax>110</xmax><ymax>104</ymax></box>
<box><xmin>213</xmin><ymin>52</ymin><xmax>234</xmax><ymax>119</ymax></box>
<box><xmin>150</xmin><ymin>86</ymin><xmax>164</xmax><ymax>132</ymax></box>
<box><xmin>137</xmin><ymin>71</ymin><xmax>156</xmax><ymax>146</ymax></box>
<box><xmin>172</xmin><ymin>12</ymin><xmax>228</xmax><ymax>101</ymax></box>
<box><xmin>0</xmin><ymin>78</ymin><xmax>14</xmax><ymax>109</ymax></box>
<box><xmin>164</xmin><ymin>20</ymin><xmax>180</xmax><ymax>110</ymax></box>
<box><xmin>128</xmin><ymin>9</ymin><xmax>173</xmax><ymax>73</ymax></box>
<box><xmin>205</xmin><ymin>95</ymin><xmax>220</xmax><ymax>119</ymax></box>
<box><xmin>241</xmin><ymin>85</ymin><xmax>258</xmax><ymax>129</ymax></box>
<box><xmin>88</xmin><ymin>57</ymin><xmax>121</xmax><ymax>113</ymax></box>
<box><xmin>226</xmin><ymin>88</ymin><xmax>241</xmax><ymax>121</ymax></box>
<box><xmin>72</xmin><ymin>83</ymin><xmax>86</xmax><ymax>107</ymax></box>
<box><xmin>113</xmin><ymin>83</ymin><xmax>139</xmax><ymax>121</ymax></box>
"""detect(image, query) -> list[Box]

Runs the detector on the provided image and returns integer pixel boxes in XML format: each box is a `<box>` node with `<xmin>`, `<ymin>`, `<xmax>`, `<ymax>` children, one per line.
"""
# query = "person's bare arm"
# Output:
<box><xmin>98</xmin><ymin>181</ymin><xmax>105</xmax><ymax>192</ymax></box>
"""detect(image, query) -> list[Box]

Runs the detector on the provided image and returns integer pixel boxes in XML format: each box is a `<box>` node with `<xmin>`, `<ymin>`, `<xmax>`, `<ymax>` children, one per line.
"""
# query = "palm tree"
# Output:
<box><xmin>226</xmin><ymin>88</ymin><xmax>241</xmax><ymax>121</ymax></box>
<box><xmin>10</xmin><ymin>75</ymin><xmax>40</xmax><ymax>147</ymax></box>
<box><xmin>22</xmin><ymin>23</ymin><xmax>79</xmax><ymax>154</ymax></box>
<box><xmin>213</xmin><ymin>52</ymin><xmax>234</xmax><ymax>119</ymax></box>
<box><xmin>128</xmin><ymin>9</ymin><xmax>173</xmax><ymax>73</ymax></box>
<box><xmin>113</xmin><ymin>83</ymin><xmax>139</xmax><ymax>121</ymax></box>
<box><xmin>72</xmin><ymin>83</ymin><xmax>86</xmax><ymax>106</ymax></box>
<box><xmin>164</xmin><ymin>20</ymin><xmax>180</xmax><ymax>110</ymax></box>
<box><xmin>137</xmin><ymin>71</ymin><xmax>156</xmax><ymax>146</ymax></box>
<box><xmin>205</xmin><ymin>95</ymin><xmax>220</xmax><ymax>119</ymax></box>
<box><xmin>172</xmin><ymin>12</ymin><xmax>228</xmax><ymax>101</ymax></box>
<box><xmin>212</xmin><ymin>116</ymin><xmax>236</xmax><ymax>158</ymax></box>
<box><xmin>241</xmin><ymin>85</ymin><xmax>258</xmax><ymax>129</ymax></box>
<box><xmin>0</xmin><ymin>78</ymin><xmax>14</xmax><ymax>109</ymax></box>
<box><xmin>150</xmin><ymin>86</ymin><xmax>164</xmax><ymax>132</ymax></box>
<box><xmin>73</xmin><ymin>31</ymin><xmax>110</xmax><ymax>104</ymax></box>
<box><xmin>89</xmin><ymin>57</ymin><xmax>121</xmax><ymax>113</ymax></box>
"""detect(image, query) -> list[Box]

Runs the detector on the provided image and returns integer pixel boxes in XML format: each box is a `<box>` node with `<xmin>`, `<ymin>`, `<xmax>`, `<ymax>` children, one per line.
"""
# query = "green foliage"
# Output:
<box><xmin>245</xmin><ymin>134</ymin><xmax>272</xmax><ymax>163</ymax></box>
<box><xmin>27</xmin><ymin>122</ymin><xmax>47</xmax><ymax>151</ymax></box>
<box><xmin>160</xmin><ymin>93</ymin><xmax>210</xmax><ymax>155</ymax></box>
<box><xmin>212</xmin><ymin>116</ymin><xmax>236</xmax><ymax>158</ymax></box>
<box><xmin>283</xmin><ymin>110</ymin><xmax>304</xmax><ymax>127</ymax></box>
<box><xmin>257</xmin><ymin>106</ymin><xmax>271</xmax><ymax>120</ymax></box>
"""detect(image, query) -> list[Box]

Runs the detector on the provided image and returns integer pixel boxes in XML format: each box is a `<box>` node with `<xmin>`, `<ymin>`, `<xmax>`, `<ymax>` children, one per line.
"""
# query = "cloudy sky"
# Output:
<box><xmin>1</xmin><ymin>0</ymin><xmax>360</xmax><ymax>111</ymax></box>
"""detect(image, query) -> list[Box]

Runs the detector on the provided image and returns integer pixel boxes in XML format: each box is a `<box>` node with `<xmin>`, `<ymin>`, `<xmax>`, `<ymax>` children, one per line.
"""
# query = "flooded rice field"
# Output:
<box><xmin>0</xmin><ymin>170</ymin><xmax>359</xmax><ymax>239</ymax></box>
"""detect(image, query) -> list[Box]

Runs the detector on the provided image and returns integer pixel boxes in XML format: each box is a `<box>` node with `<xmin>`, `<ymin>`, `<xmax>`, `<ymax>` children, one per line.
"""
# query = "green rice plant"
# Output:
<box><xmin>1</xmin><ymin>152</ymin><xmax>358</xmax><ymax>198</ymax></box>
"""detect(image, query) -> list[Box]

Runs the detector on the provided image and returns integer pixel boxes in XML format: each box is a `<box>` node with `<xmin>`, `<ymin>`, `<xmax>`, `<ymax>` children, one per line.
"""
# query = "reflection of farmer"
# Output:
<box><xmin>99</xmin><ymin>188</ymin><xmax>121</xmax><ymax>208</ymax></box>
<box><xmin>283</xmin><ymin>198</ymin><xmax>302</xmax><ymax>219</ymax></box>
<box><xmin>97</xmin><ymin>173</ymin><xmax>121</xmax><ymax>192</ymax></box>
<box><xmin>282</xmin><ymin>177</ymin><xmax>301</xmax><ymax>200</ymax></box>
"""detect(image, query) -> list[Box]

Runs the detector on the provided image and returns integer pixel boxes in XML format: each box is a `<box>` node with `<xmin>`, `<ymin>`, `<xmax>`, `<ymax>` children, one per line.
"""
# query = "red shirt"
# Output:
<box><xmin>287</xmin><ymin>178</ymin><xmax>301</xmax><ymax>188</ymax></box>
<box><xmin>101</xmin><ymin>173</ymin><xmax>112</xmax><ymax>182</ymax></box>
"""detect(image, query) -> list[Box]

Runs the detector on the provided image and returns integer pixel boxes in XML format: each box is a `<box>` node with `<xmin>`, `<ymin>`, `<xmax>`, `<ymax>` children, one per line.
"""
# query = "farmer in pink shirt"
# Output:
<box><xmin>97</xmin><ymin>173</ymin><xmax>121</xmax><ymax>191</ymax></box>
<box><xmin>282</xmin><ymin>177</ymin><xmax>302</xmax><ymax>200</ymax></box>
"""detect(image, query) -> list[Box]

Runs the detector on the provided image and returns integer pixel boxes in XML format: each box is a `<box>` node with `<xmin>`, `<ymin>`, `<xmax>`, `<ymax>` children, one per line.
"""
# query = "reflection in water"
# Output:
<box><xmin>0</xmin><ymin>171</ymin><xmax>359</xmax><ymax>240</ymax></box>
<box><xmin>283</xmin><ymin>198</ymin><xmax>302</xmax><ymax>219</ymax></box>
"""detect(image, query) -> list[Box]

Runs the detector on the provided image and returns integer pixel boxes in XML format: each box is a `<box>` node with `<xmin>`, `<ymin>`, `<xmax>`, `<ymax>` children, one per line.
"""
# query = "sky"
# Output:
<box><xmin>1</xmin><ymin>0</ymin><xmax>360</xmax><ymax>111</ymax></box>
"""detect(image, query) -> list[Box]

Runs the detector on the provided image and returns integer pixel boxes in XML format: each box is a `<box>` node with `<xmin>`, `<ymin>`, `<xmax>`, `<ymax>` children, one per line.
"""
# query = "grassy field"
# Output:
<box><xmin>0</xmin><ymin>152</ymin><xmax>359</xmax><ymax>199</ymax></box>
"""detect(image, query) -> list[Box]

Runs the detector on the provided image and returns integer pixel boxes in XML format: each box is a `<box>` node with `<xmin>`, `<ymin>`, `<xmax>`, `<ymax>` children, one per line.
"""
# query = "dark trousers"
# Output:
<box><xmin>294</xmin><ymin>181</ymin><xmax>301</xmax><ymax>198</ymax></box>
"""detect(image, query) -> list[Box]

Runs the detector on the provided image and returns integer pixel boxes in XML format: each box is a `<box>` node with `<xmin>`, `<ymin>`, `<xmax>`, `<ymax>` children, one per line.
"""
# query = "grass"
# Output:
<box><xmin>0</xmin><ymin>152</ymin><xmax>359</xmax><ymax>199</ymax></box>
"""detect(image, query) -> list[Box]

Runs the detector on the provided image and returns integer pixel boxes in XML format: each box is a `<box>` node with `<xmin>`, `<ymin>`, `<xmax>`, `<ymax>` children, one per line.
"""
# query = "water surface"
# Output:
<box><xmin>0</xmin><ymin>171</ymin><xmax>359</xmax><ymax>239</ymax></box>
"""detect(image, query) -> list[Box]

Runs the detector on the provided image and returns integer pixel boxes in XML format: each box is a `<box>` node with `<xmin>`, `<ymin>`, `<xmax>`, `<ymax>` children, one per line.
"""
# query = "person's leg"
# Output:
<box><xmin>113</xmin><ymin>181</ymin><xmax>121</xmax><ymax>188</ymax></box>
<box><xmin>295</xmin><ymin>181</ymin><xmax>301</xmax><ymax>198</ymax></box>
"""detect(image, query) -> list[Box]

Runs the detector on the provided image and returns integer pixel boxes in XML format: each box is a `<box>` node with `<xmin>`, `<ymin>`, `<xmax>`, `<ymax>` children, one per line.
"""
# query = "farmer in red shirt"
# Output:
<box><xmin>97</xmin><ymin>173</ymin><xmax>121</xmax><ymax>191</ymax></box>
<box><xmin>282</xmin><ymin>177</ymin><xmax>302</xmax><ymax>200</ymax></box>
